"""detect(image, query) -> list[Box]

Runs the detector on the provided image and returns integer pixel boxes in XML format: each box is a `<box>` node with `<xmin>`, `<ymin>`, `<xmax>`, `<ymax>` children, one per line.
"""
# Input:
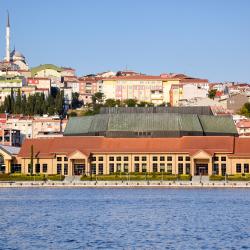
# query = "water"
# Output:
<box><xmin>0</xmin><ymin>188</ymin><xmax>250</xmax><ymax>250</ymax></box>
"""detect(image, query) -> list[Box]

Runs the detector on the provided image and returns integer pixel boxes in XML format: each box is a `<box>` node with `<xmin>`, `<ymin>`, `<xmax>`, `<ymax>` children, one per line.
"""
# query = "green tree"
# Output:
<box><xmin>21</xmin><ymin>95</ymin><xmax>27</xmax><ymax>115</ymax></box>
<box><xmin>123</xmin><ymin>99</ymin><xmax>137</xmax><ymax>107</ymax></box>
<box><xmin>55</xmin><ymin>91</ymin><xmax>64</xmax><ymax>116</ymax></box>
<box><xmin>138</xmin><ymin>101</ymin><xmax>154</xmax><ymax>107</ymax></box>
<box><xmin>71</xmin><ymin>92</ymin><xmax>83</xmax><ymax>109</ymax></box>
<box><xmin>10</xmin><ymin>89</ymin><xmax>15</xmax><ymax>113</ymax></box>
<box><xmin>92</xmin><ymin>92</ymin><xmax>104</xmax><ymax>104</ymax></box>
<box><xmin>240</xmin><ymin>102</ymin><xmax>250</xmax><ymax>117</ymax></box>
<box><xmin>208</xmin><ymin>89</ymin><xmax>217</xmax><ymax>99</ymax></box>
<box><xmin>14</xmin><ymin>89</ymin><xmax>22</xmax><ymax>114</ymax></box>
<box><xmin>104</xmin><ymin>99</ymin><xmax>117</xmax><ymax>107</ymax></box>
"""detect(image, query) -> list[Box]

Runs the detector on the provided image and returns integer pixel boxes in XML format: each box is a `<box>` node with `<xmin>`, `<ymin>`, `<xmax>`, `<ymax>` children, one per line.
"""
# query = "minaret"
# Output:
<box><xmin>5</xmin><ymin>12</ymin><xmax>10</xmax><ymax>62</ymax></box>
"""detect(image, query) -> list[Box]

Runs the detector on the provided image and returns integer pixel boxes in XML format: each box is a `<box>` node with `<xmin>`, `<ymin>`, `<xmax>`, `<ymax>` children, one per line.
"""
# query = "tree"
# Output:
<box><xmin>104</xmin><ymin>99</ymin><xmax>117</xmax><ymax>107</ymax></box>
<box><xmin>0</xmin><ymin>90</ymin><xmax>66</xmax><ymax>117</ymax></box>
<box><xmin>138</xmin><ymin>101</ymin><xmax>154</xmax><ymax>107</ymax></box>
<box><xmin>55</xmin><ymin>91</ymin><xmax>64</xmax><ymax>116</ymax></box>
<box><xmin>71</xmin><ymin>92</ymin><xmax>83</xmax><ymax>109</ymax></box>
<box><xmin>240</xmin><ymin>102</ymin><xmax>250</xmax><ymax>117</ymax></box>
<box><xmin>10</xmin><ymin>89</ymin><xmax>15</xmax><ymax>113</ymax></box>
<box><xmin>21</xmin><ymin>94</ymin><xmax>27</xmax><ymax>115</ymax></box>
<box><xmin>14</xmin><ymin>89</ymin><xmax>22</xmax><ymax>114</ymax></box>
<box><xmin>92</xmin><ymin>92</ymin><xmax>104</xmax><ymax>104</ymax></box>
<box><xmin>123</xmin><ymin>99</ymin><xmax>137</xmax><ymax>107</ymax></box>
<box><xmin>208</xmin><ymin>89</ymin><xmax>217</xmax><ymax>99</ymax></box>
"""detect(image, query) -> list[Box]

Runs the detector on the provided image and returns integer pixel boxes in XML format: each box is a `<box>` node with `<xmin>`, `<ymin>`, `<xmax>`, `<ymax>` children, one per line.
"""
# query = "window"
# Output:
<box><xmin>124</xmin><ymin>156</ymin><xmax>129</xmax><ymax>161</ymax></box>
<box><xmin>160</xmin><ymin>163</ymin><xmax>165</xmax><ymax>172</ymax></box>
<box><xmin>142</xmin><ymin>156</ymin><xmax>147</xmax><ymax>161</ymax></box>
<box><xmin>153</xmin><ymin>163</ymin><xmax>158</xmax><ymax>172</ymax></box>
<box><xmin>214</xmin><ymin>156</ymin><xmax>219</xmax><ymax>162</ymax></box>
<box><xmin>92</xmin><ymin>156</ymin><xmax>96</xmax><ymax>161</ymax></box>
<box><xmin>236</xmin><ymin>164</ymin><xmax>241</xmax><ymax>173</ymax></box>
<box><xmin>57</xmin><ymin>157</ymin><xmax>62</xmax><ymax>162</ymax></box>
<box><xmin>98</xmin><ymin>164</ymin><xmax>103</xmax><ymax>175</ymax></box>
<box><xmin>153</xmin><ymin>156</ymin><xmax>158</xmax><ymax>161</ymax></box>
<box><xmin>134</xmin><ymin>163</ymin><xmax>139</xmax><ymax>172</ymax></box>
<box><xmin>178</xmin><ymin>163</ymin><xmax>183</xmax><ymax>174</ymax></box>
<box><xmin>244</xmin><ymin>164</ymin><xmax>249</xmax><ymax>173</ymax></box>
<box><xmin>91</xmin><ymin>164</ymin><xmax>96</xmax><ymax>175</ymax></box>
<box><xmin>124</xmin><ymin>163</ymin><xmax>129</xmax><ymax>173</ymax></box>
<box><xmin>57</xmin><ymin>164</ymin><xmax>62</xmax><ymax>174</ymax></box>
<box><xmin>11</xmin><ymin>164</ymin><xmax>21</xmax><ymax>173</ymax></box>
<box><xmin>64</xmin><ymin>164</ymin><xmax>68</xmax><ymax>175</ymax></box>
<box><xmin>142</xmin><ymin>163</ymin><xmax>147</xmax><ymax>172</ymax></box>
<box><xmin>116</xmin><ymin>156</ymin><xmax>121</xmax><ymax>161</ymax></box>
<box><xmin>167</xmin><ymin>163</ymin><xmax>172</xmax><ymax>173</ymax></box>
<box><xmin>109</xmin><ymin>163</ymin><xmax>114</xmax><ymax>174</ymax></box>
<box><xmin>134</xmin><ymin>156</ymin><xmax>140</xmax><ymax>161</ymax></box>
<box><xmin>221</xmin><ymin>157</ymin><xmax>226</xmax><ymax>162</ymax></box>
<box><xmin>64</xmin><ymin>157</ymin><xmax>68</xmax><ymax>161</ymax></box>
<box><xmin>28</xmin><ymin>164</ymin><xmax>32</xmax><ymax>173</ymax></box>
<box><xmin>35</xmin><ymin>164</ymin><xmax>40</xmax><ymax>173</ymax></box>
<box><xmin>167</xmin><ymin>156</ymin><xmax>172</xmax><ymax>161</ymax></box>
<box><xmin>186</xmin><ymin>157</ymin><xmax>190</xmax><ymax>161</ymax></box>
<box><xmin>186</xmin><ymin>163</ymin><xmax>190</xmax><ymax>174</ymax></box>
<box><xmin>221</xmin><ymin>164</ymin><xmax>227</xmax><ymax>176</ymax></box>
<box><xmin>98</xmin><ymin>156</ymin><xmax>103</xmax><ymax>161</ymax></box>
<box><xmin>109</xmin><ymin>156</ymin><xmax>114</xmax><ymax>161</ymax></box>
<box><xmin>213</xmin><ymin>164</ymin><xmax>219</xmax><ymax>175</ymax></box>
<box><xmin>160</xmin><ymin>156</ymin><xmax>165</xmax><ymax>161</ymax></box>
<box><xmin>178</xmin><ymin>156</ymin><xmax>183</xmax><ymax>161</ymax></box>
<box><xmin>116</xmin><ymin>163</ymin><xmax>121</xmax><ymax>172</ymax></box>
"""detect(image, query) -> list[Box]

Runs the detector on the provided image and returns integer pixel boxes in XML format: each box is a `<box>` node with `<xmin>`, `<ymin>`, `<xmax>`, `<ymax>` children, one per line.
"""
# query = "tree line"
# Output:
<box><xmin>81</xmin><ymin>92</ymin><xmax>169</xmax><ymax>116</ymax></box>
<box><xmin>0</xmin><ymin>88</ymin><xmax>65</xmax><ymax>116</ymax></box>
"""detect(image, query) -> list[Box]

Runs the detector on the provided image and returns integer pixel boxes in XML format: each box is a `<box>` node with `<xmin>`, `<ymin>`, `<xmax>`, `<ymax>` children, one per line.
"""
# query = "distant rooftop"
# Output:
<box><xmin>100</xmin><ymin>106</ymin><xmax>213</xmax><ymax>116</ymax></box>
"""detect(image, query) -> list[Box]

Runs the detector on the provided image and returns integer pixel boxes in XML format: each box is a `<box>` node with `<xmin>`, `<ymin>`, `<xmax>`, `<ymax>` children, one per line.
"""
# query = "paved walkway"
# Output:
<box><xmin>0</xmin><ymin>180</ymin><xmax>249</xmax><ymax>188</ymax></box>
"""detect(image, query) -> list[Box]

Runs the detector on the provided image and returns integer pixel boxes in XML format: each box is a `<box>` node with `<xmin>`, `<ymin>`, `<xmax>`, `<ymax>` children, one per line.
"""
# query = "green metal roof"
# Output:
<box><xmin>64</xmin><ymin>113</ymin><xmax>237</xmax><ymax>137</ymax></box>
<box><xmin>64</xmin><ymin>116</ymin><xmax>93</xmax><ymax>135</ymax></box>
<box><xmin>198</xmin><ymin>115</ymin><xmax>238</xmax><ymax>135</ymax></box>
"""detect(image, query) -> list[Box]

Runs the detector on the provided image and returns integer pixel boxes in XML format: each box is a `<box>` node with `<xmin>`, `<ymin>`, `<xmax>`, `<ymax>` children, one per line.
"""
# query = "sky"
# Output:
<box><xmin>0</xmin><ymin>0</ymin><xmax>249</xmax><ymax>82</ymax></box>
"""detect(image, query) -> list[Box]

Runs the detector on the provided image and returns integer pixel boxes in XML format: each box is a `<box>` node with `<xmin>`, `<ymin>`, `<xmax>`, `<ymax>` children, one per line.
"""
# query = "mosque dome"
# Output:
<box><xmin>10</xmin><ymin>49</ymin><xmax>25</xmax><ymax>61</ymax></box>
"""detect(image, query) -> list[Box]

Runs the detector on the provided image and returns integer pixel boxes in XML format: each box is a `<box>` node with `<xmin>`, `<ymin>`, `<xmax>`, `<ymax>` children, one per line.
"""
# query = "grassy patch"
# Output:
<box><xmin>80</xmin><ymin>173</ymin><xmax>191</xmax><ymax>181</ymax></box>
<box><xmin>209</xmin><ymin>175</ymin><xmax>225</xmax><ymax>181</ymax></box>
<box><xmin>210</xmin><ymin>174</ymin><xmax>250</xmax><ymax>181</ymax></box>
<box><xmin>0</xmin><ymin>174</ymin><xmax>65</xmax><ymax>181</ymax></box>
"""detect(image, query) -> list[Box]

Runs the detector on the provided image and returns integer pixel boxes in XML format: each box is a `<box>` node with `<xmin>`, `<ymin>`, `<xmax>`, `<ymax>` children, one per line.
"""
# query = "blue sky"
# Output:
<box><xmin>0</xmin><ymin>0</ymin><xmax>249</xmax><ymax>82</ymax></box>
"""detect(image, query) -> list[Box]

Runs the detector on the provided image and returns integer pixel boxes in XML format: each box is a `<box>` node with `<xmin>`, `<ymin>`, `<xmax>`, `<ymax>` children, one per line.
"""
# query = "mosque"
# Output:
<box><xmin>1</xmin><ymin>13</ymin><xmax>29</xmax><ymax>71</ymax></box>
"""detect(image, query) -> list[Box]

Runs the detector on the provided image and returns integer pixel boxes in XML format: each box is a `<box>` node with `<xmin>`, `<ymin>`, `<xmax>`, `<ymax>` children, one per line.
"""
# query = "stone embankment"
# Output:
<box><xmin>0</xmin><ymin>180</ymin><xmax>250</xmax><ymax>188</ymax></box>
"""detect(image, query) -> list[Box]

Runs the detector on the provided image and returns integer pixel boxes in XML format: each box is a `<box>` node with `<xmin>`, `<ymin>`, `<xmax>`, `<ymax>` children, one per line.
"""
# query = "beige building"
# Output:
<box><xmin>7</xmin><ymin>136</ymin><xmax>249</xmax><ymax>177</ymax></box>
<box><xmin>102</xmin><ymin>75</ymin><xmax>179</xmax><ymax>104</ymax></box>
<box><xmin>1</xmin><ymin>115</ymin><xmax>67</xmax><ymax>142</ymax></box>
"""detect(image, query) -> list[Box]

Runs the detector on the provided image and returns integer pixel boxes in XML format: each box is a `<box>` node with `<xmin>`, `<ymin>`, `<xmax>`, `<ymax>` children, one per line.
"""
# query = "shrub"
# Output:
<box><xmin>209</xmin><ymin>175</ymin><xmax>225</xmax><ymax>181</ymax></box>
<box><xmin>47</xmin><ymin>175</ymin><xmax>65</xmax><ymax>181</ymax></box>
<box><xmin>227</xmin><ymin>174</ymin><xmax>250</xmax><ymax>181</ymax></box>
<box><xmin>178</xmin><ymin>174</ymin><xmax>192</xmax><ymax>181</ymax></box>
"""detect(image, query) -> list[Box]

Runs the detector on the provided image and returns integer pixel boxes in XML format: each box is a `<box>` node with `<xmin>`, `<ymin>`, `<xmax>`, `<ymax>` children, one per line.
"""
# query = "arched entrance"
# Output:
<box><xmin>0</xmin><ymin>155</ymin><xmax>5</xmax><ymax>173</ymax></box>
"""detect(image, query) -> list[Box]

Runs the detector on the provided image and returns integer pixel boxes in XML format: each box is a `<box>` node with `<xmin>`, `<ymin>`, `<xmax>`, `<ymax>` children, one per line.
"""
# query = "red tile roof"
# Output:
<box><xmin>103</xmin><ymin>75</ymin><xmax>170</xmax><ymax>81</ymax></box>
<box><xmin>18</xmin><ymin>136</ymin><xmax>235</xmax><ymax>158</ymax></box>
<box><xmin>236</xmin><ymin>120</ymin><xmax>250</xmax><ymax>128</ymax></box>
<box><xmin>233</xmin><ymin>137</ymin><xmax>250</xmax><ymax>157</ymax></box>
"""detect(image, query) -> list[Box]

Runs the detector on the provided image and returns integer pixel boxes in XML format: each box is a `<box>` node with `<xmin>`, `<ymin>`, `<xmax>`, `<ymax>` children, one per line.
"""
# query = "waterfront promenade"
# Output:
<box><xmin>0</xmin><ymin>180</ymin><xmax>250</xmax><ymax>188</ymax></box>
